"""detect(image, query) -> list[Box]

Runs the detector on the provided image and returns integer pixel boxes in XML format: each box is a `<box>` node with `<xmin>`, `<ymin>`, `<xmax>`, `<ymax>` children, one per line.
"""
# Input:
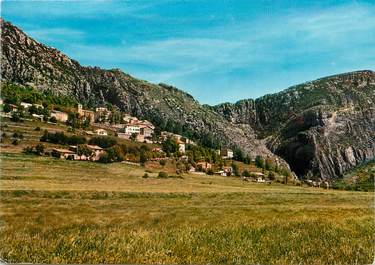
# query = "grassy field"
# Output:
<box><xmin>0</xmin><ymin>152</ymin><xmax>374</xmax><ymax>265</ymax></box>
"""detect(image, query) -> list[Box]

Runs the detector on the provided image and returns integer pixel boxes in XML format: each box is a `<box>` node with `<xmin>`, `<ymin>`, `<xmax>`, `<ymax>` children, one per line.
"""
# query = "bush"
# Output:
<box><xmin>232</xmin><ymin>163</ymin><xmax>240</xmax><ymax>177</ymax></box>
<box><xmin>49</xmin><ymin>116</ymin><xmax>57</xmax><ymax>123</ymax></box>
<box><xmin>23</xmin><ymin>146</ymin><xmax>34</xmax><ymax>154</ymax></box>
<box><xmin>255</xmin><ymin>155</ymin><xmax>265</xmax><ymax>169</ymax></box>
<box><xmin>10</xmin><ymin>112</ymin><xmax>22</xmax><ymax>122</ymax></box>
<box><xmin>142</xmin><ymin>173</ymin><xmax>149</xmax><ymax>179</ymax></box>
<box><xmin>242</xmin><ymin>170</ymin><xmax>251</xmax><ymax>178</ymax></box>
<box><xmin>98</xmin><ymin>152</ymin><xmax>110</xmax><ymax>163</ymax></box>
<box><xmin>40</xmin><ymin>130</ymin><xmax>86</xmax><ymax>145</ymax></box>
<box><xmin>34</xmin><ymin>126</ymin><xmax>41</xmax><ymax>131</ymax></box>
<box><xmin>3</xmin><ymin>104</ymin><xmax>12</xmax><ymax>113</ymax></box>
<box><xmin>268</xmin><ymin>171</ymin><xmax>276</xmax><ymax>180</ymax></box>
<box><xmin>12</xmin><ymin>139</ymin><xmax>19</xmax><ymax>145</ymax></box>
<box><xmin>158</xmin><ymin>172</ymin><xmax>169</xmax><ymax>178</ymax></box>
<box><xmin>159</xmin><ymin>159</ymin><xmax>167</xmax><ymax>166</ymax></box>
<box><xmin>89</xmin><ymin>136</ymin><xmax>117</xmax><ymax>148</ymax></box>
<box><xmin>13</xmin><ymin>131</ymin><xmax>24</xmax><ymax>139</ymax></box>
<box><xmin>207</xmin><ymin>168</ymin><xmax>214</xmax><ymax>175</ymax></box>
<box><xmin>35</xmin><ymin>143</ymin><xmax>45</xmax><ymax>155</ymax></box>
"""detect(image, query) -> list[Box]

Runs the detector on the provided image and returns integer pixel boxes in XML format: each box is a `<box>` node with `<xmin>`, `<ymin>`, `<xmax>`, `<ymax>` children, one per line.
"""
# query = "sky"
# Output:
<box><xmin>1</xmin><ymin>0</ymin><xmax>375</xmax><ymax>105</ymax></box>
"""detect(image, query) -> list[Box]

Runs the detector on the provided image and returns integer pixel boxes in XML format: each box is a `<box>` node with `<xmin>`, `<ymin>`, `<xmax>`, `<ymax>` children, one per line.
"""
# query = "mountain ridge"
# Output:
<box><xmin>1</xmin><ymin>18</ymin><xmax>374</xmax><ymax>179</ymax></box>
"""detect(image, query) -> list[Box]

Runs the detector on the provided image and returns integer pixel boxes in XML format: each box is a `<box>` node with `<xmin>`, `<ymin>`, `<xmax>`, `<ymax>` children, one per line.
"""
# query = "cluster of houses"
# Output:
<box><xmin>51</xmin><ymin>144</ymin><xmax>104</xmax><ymax>161</ymax></box>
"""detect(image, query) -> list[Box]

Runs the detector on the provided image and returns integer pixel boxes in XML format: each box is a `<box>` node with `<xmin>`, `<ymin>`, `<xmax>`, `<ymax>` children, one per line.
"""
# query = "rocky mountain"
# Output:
<box><xmin>1</xmin><ymin>18</ymin><xmax>374</xmax><ymax>180</ymax></box>
<box><xmin>213</xmin><ymin>71</ymin><xmax>375</xmax><ymax>179</ymax></box>
<box><xmin>0</xmin><ymin>19</ymin><xmax>277</xmax><ymax>163</ymax></box>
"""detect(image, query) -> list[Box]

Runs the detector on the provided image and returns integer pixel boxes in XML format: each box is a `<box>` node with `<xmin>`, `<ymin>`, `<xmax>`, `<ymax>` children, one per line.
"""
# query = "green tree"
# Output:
<box><xmin>233</xmin><ymin>148</ymin><xmax>245</xmax><ymax>162</ymax></box>
<box><xmin>35</xmin><ymin>143</ymin><xmax>45</xmax><ymax>155</ymax></box>
<box><xmin>162</xmin><ymin>137</ymin><xmax>179</xmax><ymax>155</ymax></box>
<box><xmin>242</xmin><ymin>170</ymin><xmax>251</xmax><ymax>178</ymax></box>
<box><xmin>232</xmin><ymin>163</ymin><xmax>240</xmax><ymax>177</ymax></box>
<box><xmin>255</xmin><ymin>155</ymin><xmax>265</xmax><ymax>169</ymax></box>
<box><xmin>140</xmin><ymin>150</ymin><xmax>147</xmax><ymax>166</ymax></box>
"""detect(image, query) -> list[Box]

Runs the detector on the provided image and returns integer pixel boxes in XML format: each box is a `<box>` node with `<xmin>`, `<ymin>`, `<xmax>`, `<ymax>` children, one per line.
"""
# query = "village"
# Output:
<box><xmin>0</xmin><ymin>98</ymin><xmax>332</xmax><ymax>187</ymax></box>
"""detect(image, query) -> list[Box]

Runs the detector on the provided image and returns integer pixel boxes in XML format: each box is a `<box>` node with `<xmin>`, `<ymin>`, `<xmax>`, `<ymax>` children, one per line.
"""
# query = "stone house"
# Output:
<box><xmin>51</xmin><ymin>110</ymin><xmax>68</xmax><ymax>122</ymax></box>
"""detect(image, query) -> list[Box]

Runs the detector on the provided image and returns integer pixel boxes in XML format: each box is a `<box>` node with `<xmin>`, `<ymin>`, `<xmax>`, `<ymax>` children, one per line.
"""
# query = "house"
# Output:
<box><xmin>95</xmin><ymin>128</ymin><xmax>108</xmax><ymax>136</ymax></box>
<box><xmin>177</xmin><ymin>139</ymin><xmax>186</xmax><ymax>153</ymax></box>
<box><xmin>86</xmin><ymin>145</ymin><xmax>104</xmax><ymax>161</ymax></box>
<box><xmin>117</xmin><ymin>132</ymin><xmax>130</xmax><ymax>139</ymax></box>
<box><xmin>196</xmin><ymin>162</ymin><xmax>212</xmax><ymax>171</ymax></box>
<box><xmin>214</xmin><ymin>166</ymin><xmax>232</xmax><ymax>177</ymax></box>
<box><xmin>77</xmin><ymin>104</ymin><xmax>95</xmax><ymax>124</ymax></box>
<box><xmin>123</xmin><ymin>114</ymin><xmax>139</xmax><ymax>124</ymax></box>
<box><xmin>20</xmin><ymin>102</ymin><xmax>33</xmax><ymax>109</ymax></box>
<box><xmin>123</xmin><ymin>120</ymin><xmax>155</xmax><ymax>140</ymax></box>
<box><xmin>68</xmin><ymin>144</ymin><xmax>104</xmax><ymax>161</ymax></box>
<box><xmin>95</xmin><ymin>107</ymin><xmax>111</xmax><ymax>122</ymax></box>
<box><xmin>95</xmin><ymin>107</ymin><xmax>109</xmax><ymax>112</ymax></box>
<box><xmin>124</xmin><ymin>124</ymin><xmax>141</xmax><ymax>135</ymax></box>
<box><xmin>51</xmin><ymin>110</ymin><xmax>68</xmax><ymax>122</ymax></box>
<box><xmin>139</xmin><ymin>121</ymin><xmax>155</xmax><ymax>138</ymax></box>
<box><xmin>8</xmin><ymin>104</ymin><xmax>18</xmax><ymax>112</ymax></box>
<box><xmin>219</xmin><ymin>148</ymin><xmax>234</xmax><ymax>159</ymax></box>
<box><xmin>52</xmin><ymin>148</ymin><xmax>76</xmax><ymax>160</ymax></box>
<box><xmin>34</xmin><ymin>104</ymin><xmax>44</xmax><ymax>109</ymax></box>
<box><xmin>32</xmin><ymin>113</ymin><xmax>44</xmax><ymax>121</ymax></box>
<box><xmin>223</xmin><ymin>166</ymin><xmax>233</xmax><ymax>175</ymax></box>
<box><xmin>256</xmin><ymin>177</ymin><xmax>266</xmax><ymax>183</ymax></box>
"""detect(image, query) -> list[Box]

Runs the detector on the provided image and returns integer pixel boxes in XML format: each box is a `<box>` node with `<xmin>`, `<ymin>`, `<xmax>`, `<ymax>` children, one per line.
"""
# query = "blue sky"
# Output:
<box><xmin>2</xmin><ymin>0</ymin><xmax>375</xmax><ymax>104</ymax></box>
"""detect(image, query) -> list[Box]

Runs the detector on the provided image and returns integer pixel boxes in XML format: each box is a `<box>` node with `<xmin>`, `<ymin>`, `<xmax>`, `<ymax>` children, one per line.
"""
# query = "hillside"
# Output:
<box><xmin>213</xmin><ymin>71</ymin><xmax>375</xmax><ymax>179</ymax></box>
<box><xmin>0</xmin><ymin>19</ymin><xmax>277</xmax><ymax>162</ymax></box>
<box><xmin>1</xmin><ymin>18</ymin><xmax>375</xmax><ymax>179</ymax></box>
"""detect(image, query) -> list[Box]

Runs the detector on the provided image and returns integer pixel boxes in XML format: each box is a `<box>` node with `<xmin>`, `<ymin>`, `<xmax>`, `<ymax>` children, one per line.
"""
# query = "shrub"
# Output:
<box><xmin>35</xmin><ymin>143</ymin><xmax>45</xmax><ymax>155</ymax></box>
<box><xmin>159</xmin><ymin>159</ymin><xmax>167</xmax><ymax>166</ymax></box>
<box><xmin>142</xmin><ymin>173</ymin><xmax>149</xmax><ymax>179</ymax></box>
<box><xmin>89</xmin><ymin>136</ymin><xmax>117</xmax><ymax>148</ymax></box>
<box><xmin>40</xmin><ymin>130</ymin><xmax>86</xmax><ymax>145</ymax></box>
<box><xmin>3</xmin><ymin>104</ymin><xmax>12</xmax><ymax>113</ymax></box>
<box><xmin>232</xmin><ymin>163</ymin><xmax>240</xmax><ymax>177</ymax></box>
<box><xmin>98</xmin><ymin>152</ymin><xmax>110</xmax><ymax>163</ymax></box>
<box><xmin>34</xmin><ymin>127</ymin><xmax>41</xmax><ymax>131</ymax></box>
<box><xmin>23</xmin><ymin>146</ymin><xmax>34</xmax><ymax>154</ymax></box>
<box><xmin>49</xmin><ymin>116</ymin><xmax>57</xmax><ymax>123</ymax></box>
<box><xmin>207</xmin><ymin>168</ymin><xmax>214</xmax><ymax>175</ymax></box>
<box><xmin>12</xmin><ymin>139</ymin><xmax>19</xmax><ymax>145</ymax></box>
<box><xmin>140</xmin><ymin>150</ymin><xmax>147</xmax><ymax>165</ymax></box>
<box><xmin>158</xmin><ymin>172</ymin><xmax>168</xmax><ymax>178</ymax></box>
<box><xmin>242</xmin><ymin>170</ymin><xmax>251</xmax><ymax>178</ymax></box>
<box><xmin>13</xmin><ymin>131</ymin><xmax>24</xmax><ymax>139</ymax></box>
<box><xmin>10</xmin><ymin>112</ymin><xmax>22</xmax><ymax>122</ymax></box>
<box><xmin>255</xmin><ymin>155</ymin><xmax>265</xmax><ymax>169</ymax></box>
<box><xmin>268</xmin><ymin>171</ymin><xmax>276</xmax><ymax>180</ymax></box>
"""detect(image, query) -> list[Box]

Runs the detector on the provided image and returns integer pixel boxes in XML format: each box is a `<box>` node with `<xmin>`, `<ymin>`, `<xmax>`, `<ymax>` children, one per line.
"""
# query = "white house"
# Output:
<box><xmin>125</xmin><ymin>124</ymin><xmax>141</xmax><ymax>135</ymax></box>
<box><xmin>177</xmin><ymin>139</ymin><xmax>186</xmax><ymax>153</ymax></box>
<box><xmin>20</xmin><ymin>102</ymin><xmax>33</xmax><ymax>109</ymax></box>
<box><xmin>219</xmin><ymin>148</ymin><xmax>234</xmax><ymax>159</ymax></box>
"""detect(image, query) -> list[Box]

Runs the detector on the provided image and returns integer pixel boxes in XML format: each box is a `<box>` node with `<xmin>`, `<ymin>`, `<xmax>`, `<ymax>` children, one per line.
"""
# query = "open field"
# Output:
<box><xmin>0</xmin><ymin>153</ymin><xmax>374</xmax><ymax>264</ymax></box>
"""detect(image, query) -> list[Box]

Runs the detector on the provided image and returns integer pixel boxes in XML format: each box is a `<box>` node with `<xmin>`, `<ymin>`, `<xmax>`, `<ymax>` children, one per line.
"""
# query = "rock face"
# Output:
<box><xmin>213</xmin><ymin>71</ymin><xmax>375</xmax><ymax>179</ymax></box>
<box><xmin>1</xmin><ymin>19</ymin><xmax>374</xmax><ymax>179</ymax></box>
<box><xmin>0</xmin><ymin>19</ymin><xmax>280</xmax><ymax>163</ymax></box>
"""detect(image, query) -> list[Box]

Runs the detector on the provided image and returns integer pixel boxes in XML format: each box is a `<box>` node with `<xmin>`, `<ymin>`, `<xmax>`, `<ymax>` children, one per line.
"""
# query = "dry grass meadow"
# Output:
<box><xmin>0</xmin><ymin>151</ymin><xmax>374</xmax><ymax>265</ymax></box>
